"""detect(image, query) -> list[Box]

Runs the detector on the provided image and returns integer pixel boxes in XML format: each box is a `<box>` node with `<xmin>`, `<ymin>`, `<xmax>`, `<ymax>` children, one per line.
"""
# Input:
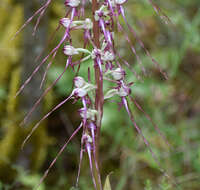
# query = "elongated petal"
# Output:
<box><xmin>119</xmin><ymin>6</ymin><xmax>168</xmax><ymax>79</ymax></box>
<box><xmin>12</xmin><ymin>0</ymin><xmax>52</xmax><ymax>40</ymax></box>
<box><xmin>34</xmin><ymin>123</ymin><xmax>83</xmax><ymax>190</ymax></box>
<box><xmin>86</xmin><ymin>143</ymin><xmax>97</xmax><ymax>190</ymax></box>
<box><xmin>116</xmin><ymin>14</ymin><xmax>146</xmax><ymax>75</ymax></box>
<box><xmin>122</xmin><ymin>97</ymin><xmax>162</xmax><ymax>169</ymax></box>
<box><xmin>22</xmin><ymin>93</ymin><xmax>73</xmax><ymax>148</ymax></box>
<box><xmin>15</xmin><ymin>9</ymin><xmax>76</xmax><ymax>97</ymax></box>
<box><xmin>32</xmin><ymin>0</ymin><xmax>50</xmax><ymax>36</ymax></box>
<box><xmin>76</xmin><ymin>146</ymin><xmax>84</xmax><ymax>187</ymax></box>
<box><xmin>21</xmin><ymin>57</ymin><xmax>71</xmax><ymax>125</ymax></box>
<box><xmin>129</xmin><ymin>96</ymin><xmax>170</xmax><ymax>147</ymax></box>
<box><xmin>147</xmin><ymin>0</ymin><xmax>171</xmax><ymax>25</ymax></box>
<box><xmin>40</xmin><ymin>51</ymin><xmax>57</xmax><ymax>89</ymax></box>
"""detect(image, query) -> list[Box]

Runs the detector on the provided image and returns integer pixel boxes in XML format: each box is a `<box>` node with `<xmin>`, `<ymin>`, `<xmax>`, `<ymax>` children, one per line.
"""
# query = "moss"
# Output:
<box><xmin>0</xmin><ymin>118</ymin><xmax>51</xmax><ymax>183</ymax></box>
<box><xmin>6</xmin><ymin>68</ymin><xmax>21</xmax><ymax>115</ymax></box>
<box><xmin>0</xmin><ymin>118</ymin><xmax>25</xmax><ymax>183</ymax></box>
<box><xmin>29</xmin><ymin>122</ymin><xmax>52</xmax><ymax>171</ymax></box>
<box><xmin>0</xmin><ymin>70</ymin><xmax>52</xmax><ymax>182</ymax></box>
<box><xmin>0</xmin><ymin>4</ymin><xmax>23</xmax><ymax>84</ymax></box>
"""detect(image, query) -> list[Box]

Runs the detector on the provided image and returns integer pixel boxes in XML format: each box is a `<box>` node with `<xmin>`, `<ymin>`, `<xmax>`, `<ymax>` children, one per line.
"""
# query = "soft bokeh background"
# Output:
<box><xmin>0</xmin><ymin>0</ymin><xmax>200</xmax><ymax>189</ymax></box>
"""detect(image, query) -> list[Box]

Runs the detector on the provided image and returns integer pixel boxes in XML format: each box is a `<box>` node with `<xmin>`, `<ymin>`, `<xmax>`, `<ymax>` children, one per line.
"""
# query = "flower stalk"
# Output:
<box><xmin>92</xmin><ymin>1</ymin><xmax>103</xmax><ymax>189</ymax></box>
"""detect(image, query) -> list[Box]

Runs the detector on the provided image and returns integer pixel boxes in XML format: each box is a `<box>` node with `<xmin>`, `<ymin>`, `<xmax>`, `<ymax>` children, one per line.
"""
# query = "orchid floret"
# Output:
<box><xmin>79</xmin><ymin>108</ymin><xmax>98</xmax><ymax>121</ymax></box>
<box><xmin>73</xmin><ymin>88</ymin><xmax>88</xmax><ymax>97</ymax></box>
<box><xmin>65</xmin><ymin>0</ymin><xmax>80</xmax><ymax>7</ymax></box>
<box><xmin>63</xmin><ymin>45</ymin><xmax>79</xmax><ymax>56</ymax></box>
<box><xmin>72</xmin><ymin>78</ymin><xmax>97</xmax><ymax>98</ymax></box>
<box><xmin>101</xmin><ymin>51</ymin><xmax>115</xmax><ymax>62</ymax></box>
<box><xmin>115</xmin><ymin>0</ymin><xmax>127</xmax><ymax>5</ymax></box>
<box><xmin>118</xmin><ymin>86</ymin><xmax>131</xmax><ymax>97</ymax></box>
<box><xmin>83</xmin><ymin>134</ymin><xmax>93</xmax><ymax>144</ymax></box>
<box><xmin>60</xmin><ymin>18</ymin><xmax>76</xmax><ymax>28</ymax></box>
<box><xmin>110</xmin><ymin>68</ymin><xmax>125</xmax><ymax>80</ymax></box>
<box><xmin>83</xmin><ymin>18</ymin><xmax>93</xmax><ymax>30</ymax></box>
<box><xmin>94</xmin><ymin>5</ymin><xmax>109</xmax><ymax>21</ymax></box>
<box><xmin>74</xmin><ymin>76</ymin><xmax>86</xmax><ymax>88</ymax></box>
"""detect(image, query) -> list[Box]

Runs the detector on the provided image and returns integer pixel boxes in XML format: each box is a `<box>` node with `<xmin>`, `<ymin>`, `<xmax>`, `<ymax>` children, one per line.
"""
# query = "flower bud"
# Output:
<box><xmin>73</xmin><ymin>88</ymin><xmax>87</xmax><ymax>97</ymax></box>
<box><xmin>110</xmin><ymin>68</ymin><xmax>125</xmax><ymax>80</ymax></box>
<box><xmin>79</xmin><ymin>108</ymin><xmax>98</xmax><ymax>121</ymax></box>
<box><xmin>72</xmin><ymin>79</ymin><xmax>96</xmax><ymax>98</ymax></box>
<box><xmin>82</xmin><ymin>134</ymin><xmax>93</xmax><ymax>143</ymax></box>
<box><xmin>63</xmin><ymin>45</ymin><xmax>79</xmax><ymax>56</ymax></box>
<box><xmin>101</xmin><ymin>51</ymin><xmax>115</xmax><ymax>62</ymax></box>
<box><xmin>60</xmin><ymin>18</ymin><xmax>75</xmax><ymax>28</ymax></box>
<box><xmin>94</xmin><ymin>5</ymin><xmax>109</xmax><ymax>21</ymax></box>
<box><xmin>115</xmin><ymin>0</ymin><xmax>127</xmax><ymax>5</ymax></box>
<box><xmin>83</xmin><ymin>18</ymin><xmax>93</xmax><ymax>30</ymax></box>
<box><xmin>118</xmin><ymin>86</ymin><xmax>131</xmax><ymax>97</ymax></box>
<box><xmin>65</xmin><ymin>0</ymin><xmax>80</xmax><ymax>7</ymax></box>
<box><xmin>74</xmin><ymin>76</ymin><xmax>85</xmax><ymax>88</ymax></box>
<box><xmin>91</xmin><ymin>49</ymin><xmax>101</xmax><ymax>59</ymax></box>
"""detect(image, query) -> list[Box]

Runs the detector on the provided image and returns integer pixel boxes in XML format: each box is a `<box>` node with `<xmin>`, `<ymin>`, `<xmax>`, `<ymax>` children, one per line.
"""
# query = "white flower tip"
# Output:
<box><xmin>65</xmin><ymin>0</ymin><xmax>80</xmax><ymax>7</ymax></box>
<box><xmin>101</xmin><ymin>51</ymin><xmax>115</xmax><ymax>62</ymax></box>
<box><xmin>84</xmin><ymin>18</ymin><xmax>93</xmax><ymax>30</ymax></box>
<box><xmin>118</xmin><ymin>86</ymin><xmax>131</xmax><ymax>97</ymax></box>
<box><xmin>63</xmin><ymin>45</ymin><xmax>79</xmax><ymax>56</ymax></box>
<box><xmin>83</xmin><ymin>134</ymin><xmax>93</xmax><ymax>143</ymax></box>
<box><xmin>73</xmin><ymin>88</ymin><xmax>87</xmax><ymax>97</ymax></box>
<box><xmin>60</xmin><ymin>18</ymin><xmax>71</xmax><ymax>28</ymax></box>
<box><xmin>79</xmin><ymin>108</ymin><xmax>98</xmax><ymax>121</ymax></box>
<box><xmin>111</xmin><ymin>68</ymin><xmax>125</xmax><ymax>80</ymax></box>
<box><xmin>115</xmin><ymin>0</ymin><xmax>127</xmax><ymax>5</ymax></box>
<box><xmin>74</xmin><ymin>76</ymin><xmax>85</xmax><ymax>88</ymax></box>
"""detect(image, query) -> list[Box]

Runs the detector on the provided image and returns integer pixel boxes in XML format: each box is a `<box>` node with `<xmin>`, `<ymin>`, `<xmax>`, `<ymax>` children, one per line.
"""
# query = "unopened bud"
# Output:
<box><xmin>65</xmin><ymin>0</ymin><xmax>80</xmax><ymax>7</ymax></box>
<box><xmin>101</xmin><ymin>51</ymin><xmax>115</xmax><ymax>62</ymax></box>
<box><xmin>60</xmin><ymin>18</ymin><xmax>75</xmax><ymax>28</ymax></box>
<box><xmin>118</xmin><ymin>86</ymin><xmax>131</xmax><ymax>97</ymax></box>
<box><xmin>73</xmin><ymin>88</ymin><xmax>87</xmax><ymax>97</ymax></box>
<box><xmin>79</xmin><ymin>108</ymin><xmax>98</xmax><ymax>121</ymax></box>
<box><xmin>83</xmin><ymin>134</ymin><xmax>93</xmax><ymax>143</ymax></box>
<box><xmin>91</xmin><ymin>49</ymin><xmax>101</xmax><ymax>59</ymax></box>
<box><xmin>110</xmin><ymin>68</ymin><xmax>125</xmax><ymax>80</ymax></box>
<box><xmin>115</xmin><ymin>0</ymin><xmax>127</xmax><ymax>5</ymax></box>
<box><xmin>83</xmin><ymin>18</ymin><xmax>93</xmax><ymax>30</ymax></box>
<box><xmin>63</xmin><ymin>45</ymin><xmax>79</xmax><ymax>56</ymax></box>
<box><xmin>94</xmin><ymin>5</ymin><xmax>109</xmax><ymax>21</ymax></box>
<box><xmin>74</xmin><ymin>76</ymin><xmax>85</xmax><ymax>88</ymax></box>
<box><xmin>72</xmin><ymin>80</ymin><xmax>96</xmax><ymax>98</ymax></box>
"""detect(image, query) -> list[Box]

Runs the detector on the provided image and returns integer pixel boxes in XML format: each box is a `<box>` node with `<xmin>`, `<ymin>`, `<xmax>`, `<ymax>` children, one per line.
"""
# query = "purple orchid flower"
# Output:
<box><xmin>14</xmin><ymin>0</ymin><xmax>172</xmax><ymax>189</ymax></box>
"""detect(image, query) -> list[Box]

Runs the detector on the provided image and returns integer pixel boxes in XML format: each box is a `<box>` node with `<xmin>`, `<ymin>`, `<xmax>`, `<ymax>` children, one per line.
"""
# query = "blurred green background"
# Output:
<box><xmin>0</xmin><ymin>0</ymin><xmax>200</xmax><ymax>189</ymax></box>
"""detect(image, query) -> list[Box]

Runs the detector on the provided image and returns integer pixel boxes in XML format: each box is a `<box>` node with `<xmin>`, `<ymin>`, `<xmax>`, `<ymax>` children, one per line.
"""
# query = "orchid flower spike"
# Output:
<box><xmin>16</xmin><ymin>0</ymin><xmax>171</xmax><ymax>188</ymax></box>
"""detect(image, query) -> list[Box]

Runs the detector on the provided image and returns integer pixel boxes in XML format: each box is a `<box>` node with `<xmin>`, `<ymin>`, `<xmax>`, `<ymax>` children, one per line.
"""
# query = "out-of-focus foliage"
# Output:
<box><xmin>0</xmin><ymin>0</ymin><xmax>51</xmax><ymax>185</ymax></box>
<box><xmin>0</xmin><ymin>0</ymin><xmax>200</xmax><ymax>190</ymax></box>
<box><xmin>0</xmin><ymin>0</ymin><xmax>22</xmax><ymax>114</ymax></box>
